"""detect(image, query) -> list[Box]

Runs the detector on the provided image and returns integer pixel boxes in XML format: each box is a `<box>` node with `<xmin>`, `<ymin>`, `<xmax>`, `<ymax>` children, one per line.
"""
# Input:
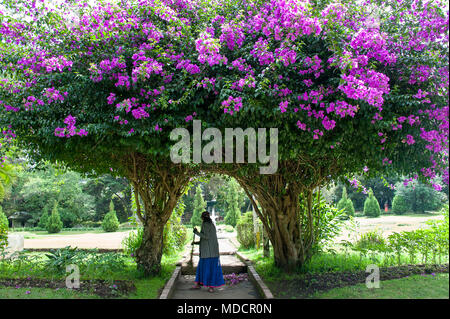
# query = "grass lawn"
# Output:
<box><xmin>238</xmin><ymin>247</ymin><xmax>449</xmax><ymax>299</ymax></box>
<box><xmin>0</xmin><ymin>287</ymin><xmax>100</xmax><ymax>299</ymax></box>
<box><xmin>314</xmin><ymin>273</ymin><xmax>449</xmax><ymax>299</ymax></box>
<box><xmin>355</xmin><ymin>211</ymin><xmax>441</xmax><ymax>218</ymax></box>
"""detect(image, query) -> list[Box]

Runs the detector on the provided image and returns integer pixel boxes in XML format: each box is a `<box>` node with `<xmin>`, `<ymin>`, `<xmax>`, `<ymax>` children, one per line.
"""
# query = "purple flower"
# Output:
<box><xmin>107</xmin><ymin>93</ymin><xmax>116</xmax><ymax>105</ymax></box>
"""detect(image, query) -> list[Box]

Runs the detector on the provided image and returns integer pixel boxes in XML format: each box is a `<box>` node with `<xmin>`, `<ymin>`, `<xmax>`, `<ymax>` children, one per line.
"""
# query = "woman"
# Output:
<box><xmin>192</xmin><ymin>211</ymin><xmax>225</xmax><ymax>293</ymax></box>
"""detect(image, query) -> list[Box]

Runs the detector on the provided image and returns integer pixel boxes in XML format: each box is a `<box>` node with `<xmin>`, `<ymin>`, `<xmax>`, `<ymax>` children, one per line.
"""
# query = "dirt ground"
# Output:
<box><xmin>334</xmin><ymin>214</ymin><xmax>444</xmax><ymax>243</ymax></box>
<box><xmin>20</xmin><ymin>230</ymin><xmax>133</xmax><ymax>249</ymax></box>
<box><xmin>15</xmin><ymin>214</ymin><xmax>444</xmax><ymax>250</ymax></box>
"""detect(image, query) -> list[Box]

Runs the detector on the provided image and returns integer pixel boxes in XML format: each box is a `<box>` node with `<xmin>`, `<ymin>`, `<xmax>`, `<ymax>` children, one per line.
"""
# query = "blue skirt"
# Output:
<box><xmin>195</xmin><ymin>257</ymin><xmax>225</xmax><ymax>288</ymax></box>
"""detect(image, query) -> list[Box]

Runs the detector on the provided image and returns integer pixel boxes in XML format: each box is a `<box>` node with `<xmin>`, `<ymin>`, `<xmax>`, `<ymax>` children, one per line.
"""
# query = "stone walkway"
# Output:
<box><xmin>171</xmin><ymin>229</ymin><xmax>261</xmax><ymax>299</ymax></box>
<box><xmin>171</xmin><ymin>274</ymin><xmax>260</xmax><ymax>299</ymax></box>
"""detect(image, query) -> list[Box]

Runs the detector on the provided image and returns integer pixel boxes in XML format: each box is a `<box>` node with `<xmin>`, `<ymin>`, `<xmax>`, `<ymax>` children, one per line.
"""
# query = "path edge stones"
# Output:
<box><xmin>230</xmin><ymin>240</ymin><xmax>275</xmax><ymax>299</ymax></box>
<box><xmin>159</xmin><ymin>266</ymin><xmax>182</xmax><ymax>299</ymax></box>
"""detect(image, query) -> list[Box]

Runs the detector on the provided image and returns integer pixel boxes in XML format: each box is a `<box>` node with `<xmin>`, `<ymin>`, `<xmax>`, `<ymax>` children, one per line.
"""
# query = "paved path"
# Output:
<box><xmin>171</xmin><ymin>228</ymin><xmax>261</xmax><ymax>299</ymax></box>
<box><xmin>171</xmin><ymin>274</ymin><xmax>260</xmax><ymax>299</ymax></box>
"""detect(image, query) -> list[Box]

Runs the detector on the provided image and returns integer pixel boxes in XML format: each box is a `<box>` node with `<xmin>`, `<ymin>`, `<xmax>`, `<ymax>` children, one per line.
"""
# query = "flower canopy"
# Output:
<box><xmin>0</xmin><ymin>0</ymin><xmax>448</xmax><ymax>188</ymax></box>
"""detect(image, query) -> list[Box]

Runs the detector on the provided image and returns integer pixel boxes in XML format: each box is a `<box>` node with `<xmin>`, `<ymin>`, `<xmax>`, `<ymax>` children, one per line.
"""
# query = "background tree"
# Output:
<box><xmin>364</xmin><ymin>189</ymin><xmax>382</xmax><ymax>218</ymax></box>
<box><xmin>394</xmin><ymin>181</ymin><xmax>447</xmax><ymax>214</ymax></box>
<box><xmin>102</xmin><ymin>200</ymin><xmax>120</xmax><ymax>232</ymax></box>
<box><xmin>37</xmin><ymin>204</ymin><xmax>49</xmax><ymax>229</ymax></box>
<box><xmin>392</xmin><ymin>194</ymin><xmax>409</xmax><ymax>215</ymax></box>
<box><xmin>190</xmin><ymin>185</ymin><xmax>206</xmax><ymax>227</ymax></box>
<box><xmin>83</xmin><ymin>175</ymin><xmax>132</xmax><ymax>223</ymax></box>
<box><xmin>336</xmin><ymin>186</ymin><xmax>355</xmax><ymax>217</ymax></box>
<box><xmin>0</xmin><ymin>206</ymin><xmax>8</xmax><ymax>251</ymax></box>
<box><xmin>46</xmin><ymin>201</ymin><xmax>63</xmax><ymax>234</ymax></box>
<box><xmin>6</xmin><ymin>163</ymin><xmax>96</xmax><ymax>227</ymax></box>
<box><xmin>224</xmin><ymin>179</ymin><xmax>244</xmax><ymax>227</ymax></box>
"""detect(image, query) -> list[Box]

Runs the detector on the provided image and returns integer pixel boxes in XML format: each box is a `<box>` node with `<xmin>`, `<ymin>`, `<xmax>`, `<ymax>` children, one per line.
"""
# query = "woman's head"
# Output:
<box><xmin>201</xmin><ymin>211</ymin><xmax>212</xmax><ymax>223</ymax></box>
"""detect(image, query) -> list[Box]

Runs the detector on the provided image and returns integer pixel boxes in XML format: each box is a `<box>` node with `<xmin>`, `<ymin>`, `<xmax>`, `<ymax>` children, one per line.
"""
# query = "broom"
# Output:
<box><xmin>187</xmin><ymin>231</ymin><xmax>196</xmax><ymax>273</ymax></box>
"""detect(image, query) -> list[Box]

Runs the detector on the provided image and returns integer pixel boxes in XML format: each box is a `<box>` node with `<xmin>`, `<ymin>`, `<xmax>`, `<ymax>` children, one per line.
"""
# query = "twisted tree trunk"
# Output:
<box><xmin>122</xmin><ymin>153</ymin><xmax>192</xmax><ymax>276</ymax></box>
<box><xmin>242</xmin><ymin>181</ymin><xmax>307</xmax><ymax>271</ymax></box>
<box><xmin>228</xmin><ymin>160</ymin><xmax>337</xmax><ymax>272</ymax></box>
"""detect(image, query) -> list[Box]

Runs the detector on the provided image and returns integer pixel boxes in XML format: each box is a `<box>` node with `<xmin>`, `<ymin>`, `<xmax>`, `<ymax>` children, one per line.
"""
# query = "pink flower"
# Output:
<box><xmin>406</xmin><ymin>135</ymin><xmax>415</xmax><ymax>145</ymax></box>
<box><xmin>279</xmin><ymin>101</ymin><xmax>288</xmax><ymax>113</ymax></box>
<box><xmin>107</xmin><ymin>93</ymin><xmax>116</xmax><ymax>105</ymax></box>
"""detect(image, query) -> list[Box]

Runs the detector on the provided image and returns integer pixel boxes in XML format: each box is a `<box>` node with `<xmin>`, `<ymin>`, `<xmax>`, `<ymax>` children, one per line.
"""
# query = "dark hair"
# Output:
<box><xmin>201</xmin><ymin>211</ymin><xmax>212</xmax><ymax>223</ymax></box>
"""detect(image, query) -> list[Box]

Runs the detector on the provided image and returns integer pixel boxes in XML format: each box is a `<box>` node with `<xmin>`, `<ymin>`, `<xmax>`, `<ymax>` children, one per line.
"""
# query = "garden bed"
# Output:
<box><xmin>267</xmin><ymin>264</ymin><xmax>449</xmax><ymax>299</ymax></box>
<box><xmin>0</xmin><ymin>278</ymin><xmax>136</xmax><ymax>298</ymax></box>
<box><xmin>24</xmin><ymin>248</ymin><xmax>123</xmax><ymax>253</ymax></box>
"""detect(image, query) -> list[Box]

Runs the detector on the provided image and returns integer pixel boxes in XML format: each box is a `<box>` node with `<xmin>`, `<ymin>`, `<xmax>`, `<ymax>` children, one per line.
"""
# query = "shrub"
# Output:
<box><xmin>224</xmin><ymin>225</ymin><xmax>234</xmax><ymax>232</ymax></box>
<box><xmin>392</xmin><ymin>194</ymin><xmax>409</xmax><ymax>215</ymax></box>
<box><xmin>123</xmin><ymin>201</ymin><xmax>188</xmax><ymax>257</ymax></box>
<box><xmin>102</xmin><ymin>201</ymin><xmax>120</xmax><ymax>232</ymax></box>
<box><xmin>337</xmin><ymin>187</ymin><xmax>355</xmax><ymax>217</ymax></box>
<box><xmin>46</xmin><ymin>201</ymin><xmax>63</xmax><ymax>233</ymax></box>
<box><xmin>80</xmin><ymin>221</ymin><xmax>102</xmax><ymax>228</ymax></box>
<box><xmin>164</xmin><ymin>200</ymin><xmax>187</xmax><ymax>255</ymax></box>
<box><xmin>0</xmin><ymin>206</ymin><xmax>8</xmax><ymax>251</ymax></box>
<box><xmin>236</xmin><ymin>212</ymin><xmax>255</xmax><ymax>249</ymax></box>
<box><xmin>354</xmin><ymin>230</ymin><xmax>386</xmax><ymax>252</ymax></box>
<box><xmin>164</xmin><ymin>222</ymin><xmax>187</xmax><ymax>255</ymax></box>
<box><xmin>394</xmin><ymin>180</ymin><xmax>446</xmax><ymax>213</ymax></box>
<box><xmin>426</xmin><ymin>204</ymin><xmax>449</xmax><ymax>263</ymax></box>
<box><xmin>37</xmin><ymin>204</ymin><xmax>49</xmax><ymax>229</ymax></box>
<box><xmin>45</xmin><ymin>246</ymin><xmax>82</xmax><ymax>273</ymax></box>
<box><xmin>122</xmin><ymin>227</ymin><xmax>144</xmax><ymax>258</ymax></box>
<box><xmin>364</xmin><ymin>189</ymin><xmax>381</xmax><ymax>217</ymax></box>
<box><xmin>300</xmin><ymin>193</ymin><xmax>346</xmax><ymax>251</ymax></box>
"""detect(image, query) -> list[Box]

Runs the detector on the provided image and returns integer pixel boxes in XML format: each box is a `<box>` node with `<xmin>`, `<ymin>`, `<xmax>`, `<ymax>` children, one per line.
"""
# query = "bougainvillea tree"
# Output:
<box><xmin>0</xmin><ymin>0</ymin><xmax>448</xmax><ymax>272</ymax></box>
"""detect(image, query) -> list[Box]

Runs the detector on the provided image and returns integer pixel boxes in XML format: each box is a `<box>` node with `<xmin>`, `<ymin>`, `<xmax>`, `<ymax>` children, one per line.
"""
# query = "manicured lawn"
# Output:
<box><xmin>314</xmin><ymin>273</ymin><xmax>449</xmax><ymax>299</ymax></box>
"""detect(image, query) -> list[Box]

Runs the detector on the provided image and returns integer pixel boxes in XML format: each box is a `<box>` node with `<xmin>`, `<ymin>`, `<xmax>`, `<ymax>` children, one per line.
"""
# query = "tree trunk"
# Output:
<box><xmin>136</xmin><ymin>217</ymin><xmax>165</xmax><ymax>275</ymax></box>
<box><xmin>122</xmin><ymin>153</ymin><xmax>193</xmax><ymax>276</ymax></box>
<box><xmin>230</xmin><ymin>160</ymin><xmax>331</xmax><ymax>272</ymax></box>
<box><xmin>262</xmin><ymin>192</ymin><xmax>305</xmax><ymax>272</ymax></box>
<box><xmin>263</xmin><ymin>226</ymin><xmax>270</xmax><ymax>258</ymax></box>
